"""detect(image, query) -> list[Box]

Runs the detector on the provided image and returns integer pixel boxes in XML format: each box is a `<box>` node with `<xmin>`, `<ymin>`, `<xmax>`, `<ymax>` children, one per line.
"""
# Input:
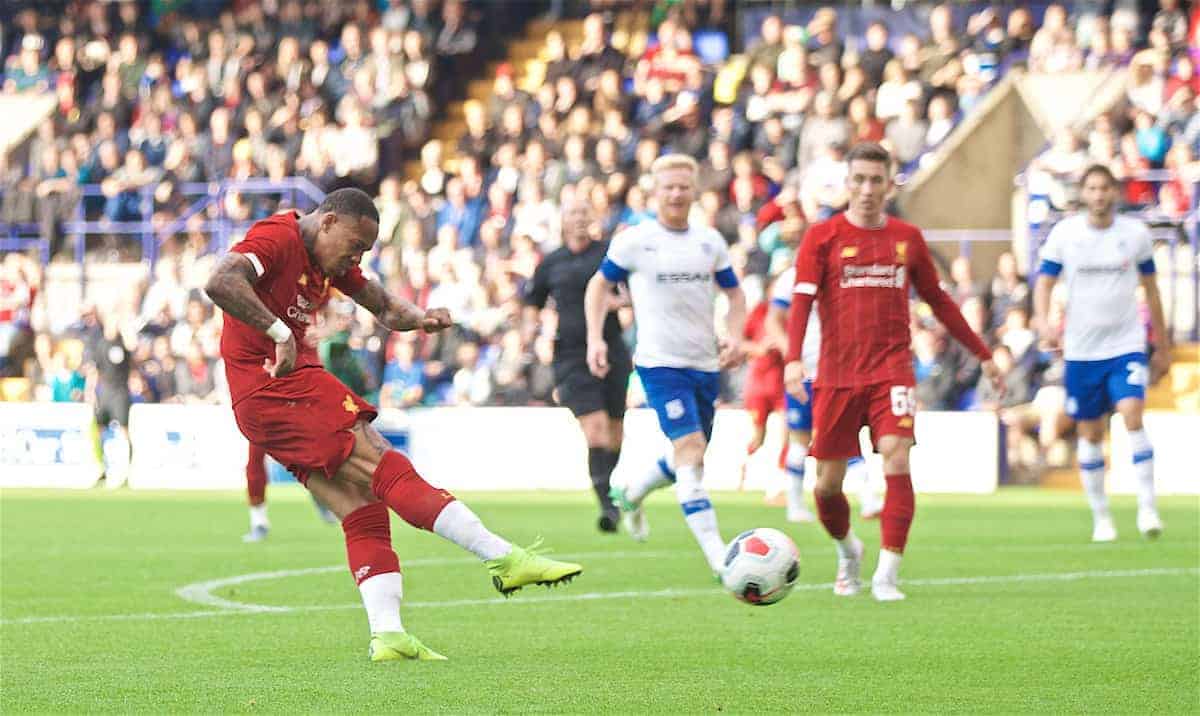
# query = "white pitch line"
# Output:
<box><xmin>174</xmin><ymin>549</ymin><xmax>689</xmax><ymax>611</ymax></box>
<box><xmin>3</xmin><ymin>567</ymin><xmax>1196</xmax><ymax>626</ymax></box>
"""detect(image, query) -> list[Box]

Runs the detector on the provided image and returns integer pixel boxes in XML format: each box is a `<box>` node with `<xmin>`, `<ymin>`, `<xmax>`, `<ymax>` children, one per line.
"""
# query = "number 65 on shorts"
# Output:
<box><xmin>810</xmin><ymin>382</ymin><xmax>917</xmax><ymax>460</ymax></box>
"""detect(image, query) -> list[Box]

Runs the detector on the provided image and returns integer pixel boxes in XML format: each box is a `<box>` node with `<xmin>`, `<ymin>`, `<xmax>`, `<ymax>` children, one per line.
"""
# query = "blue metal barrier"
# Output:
<box><xmin>0</xmin><ymin>177</ymin><xmax>326</xmax><ymax>292</ymax></box>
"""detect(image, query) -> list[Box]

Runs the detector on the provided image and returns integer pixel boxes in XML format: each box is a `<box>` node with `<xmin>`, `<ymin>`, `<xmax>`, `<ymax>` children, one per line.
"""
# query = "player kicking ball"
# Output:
<box><xmin>783</xmin><ymin>143</ymin><xmax>1002</xmax><ymax>601</ymax></box>
<box><xmin>1033</xmin><ymin>164</ymin><xmax>1171</xmax><ymax>542</ymax></box>
<box><xmin>585</xmin><ymin>154</ymin><xmax>748</xmax><ymax>576</ymax></box>
<box><xmin>206</xmin><ymin>189</ymin><xmax>582</xmax><ymax>662</ymax></box>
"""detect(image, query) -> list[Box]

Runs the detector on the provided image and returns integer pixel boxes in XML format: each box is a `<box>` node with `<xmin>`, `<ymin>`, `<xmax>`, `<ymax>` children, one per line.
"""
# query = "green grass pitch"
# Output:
<box><xmin>2</xmin><ymin>487</ymin><xmax>1197</xmax><ymax>713</ymax></box>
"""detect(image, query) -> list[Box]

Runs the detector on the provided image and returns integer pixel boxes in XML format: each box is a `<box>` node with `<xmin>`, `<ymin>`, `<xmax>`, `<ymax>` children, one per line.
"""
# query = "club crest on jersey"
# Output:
<box><xmin>841</xmin><ymin>246</ymin><xmax>858</xmax><ymax>258</ymax></box>
<box><xmin>343</xmin><ymin>395</ymin><xmax>358</xmax><ymax>413</ymax></box>
<box><xmin>298</xmin><ymin>274</ymin><xmax>307</xmax><ymax>286</ymax></box>
<box><xmin>895</xmin><ymin>241</ymin><xmax>907</xmax><ymax>263</ymax></box>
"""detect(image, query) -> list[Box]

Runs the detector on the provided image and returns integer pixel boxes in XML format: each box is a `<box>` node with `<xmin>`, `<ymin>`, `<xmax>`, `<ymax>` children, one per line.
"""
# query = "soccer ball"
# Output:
<box><xmin>721</xmin><ymin>528</ymin><xmax>800</xmax><ymax>606</ymax></box>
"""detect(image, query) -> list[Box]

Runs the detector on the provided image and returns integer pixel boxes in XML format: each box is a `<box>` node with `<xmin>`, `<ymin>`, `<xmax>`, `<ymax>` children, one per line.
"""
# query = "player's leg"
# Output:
<box><xmin>637</xmin><ymin>367</ymin><xmax>726</xmax><ymax>573</ymax></box>
<box><xmin>304</xmin><ymin>473</ymin><xmax>445</xmax><ymax>661</ymax></box>
<box><xmin>578</xmin><ymin>410</ymin><xmax>620</xmax><ymax>532</ymax></box>
<box><xmin>1066</xmin><ymin>358</ymin><xmax>1117</xmax><ymax>541</ymax></box>
<box><xmin>809</xmin><ymin>385</ymin><xmax>868</xmax><ymax>595</ymax></box>
<box><xmin>599</xmin><ymin>360</ymin><xmax>630</xmax><ymax>528</ymax></box>
<box><xmin>560</xmin><ymin>360</ymin><xmax>621</xmax><ymax>531</ymax></box>
<box><xmin>339</xmin><ymin>420</ymin><xmax>582</xmax><ymax>595</ymax></box>
<box><xmin>871</xmin><ymin>434</ymin><xmax>915</xmax><ymax>602</ymax></box>
<box><xmin>783</xmin><ymin>385</ymin><xmax>816</xmax><ymax>522</ymax></box>
<box><xmin>243</xmin><ymin>443</ymin><xmax>270</xmax><ymax>543</ymax></box>
<box><xmin>608</xmin><ymin>366</ymin><xmax>677</xmax><ymax>540</ymax></box>
<box><xmin>1110</xmin><ymin>353</ymin><xmax>1161</xmax><ymax>537</ymax></box>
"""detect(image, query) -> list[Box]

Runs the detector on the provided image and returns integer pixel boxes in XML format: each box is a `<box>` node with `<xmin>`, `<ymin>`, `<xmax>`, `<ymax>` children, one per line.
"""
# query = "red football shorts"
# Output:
<box><xmin>744</xmin><ymin>390</ymin><xmax>785</xmax><ymax>429</ymax></box>
<box><xmin>232</xmin><ymin>366</ymin><xmax>377</xmax><ymax>483</ymax></box>
<box><xmin>809</xmin><ymin>381</ymin><xmax>916</xmax><ymax>460</ymax></box>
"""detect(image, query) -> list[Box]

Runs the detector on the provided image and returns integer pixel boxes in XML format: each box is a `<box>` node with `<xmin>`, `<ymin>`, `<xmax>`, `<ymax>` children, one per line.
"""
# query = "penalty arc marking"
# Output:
<box><xmin>1</xmin><ymin>566</ymin><xmax>1195</xmax><ymax>626</ymax></box>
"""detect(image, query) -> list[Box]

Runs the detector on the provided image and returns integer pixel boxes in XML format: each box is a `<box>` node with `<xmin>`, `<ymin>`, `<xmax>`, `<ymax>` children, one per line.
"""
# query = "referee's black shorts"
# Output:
<box><xmin>553</xmin><ymin>350</ymin><xmax>633</xmax><ymax>419</ymax></box>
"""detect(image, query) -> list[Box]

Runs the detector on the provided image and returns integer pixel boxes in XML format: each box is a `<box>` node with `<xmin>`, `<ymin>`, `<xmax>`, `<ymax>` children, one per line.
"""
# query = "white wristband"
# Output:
<box><xmin>266</xmin><ymin>318</ymin><xmax>292</xmax><ymax>344</ymax></box>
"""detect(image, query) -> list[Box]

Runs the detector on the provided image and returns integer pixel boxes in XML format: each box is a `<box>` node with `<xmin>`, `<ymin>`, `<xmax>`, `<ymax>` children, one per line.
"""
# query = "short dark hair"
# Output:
<box><xmin>845</xmin><ymin>142</ymin><xmax>891</xmax><ymax>166</ymax></box>
<box><xmin>1080</xmin><ymin>164</ymin><xmax>1118</xmax><ymax>188</ymax></box>
<box><xmin>318</xmin><ymin>187</ymin><xmax>380</xmax><ymax>225</ymax></box>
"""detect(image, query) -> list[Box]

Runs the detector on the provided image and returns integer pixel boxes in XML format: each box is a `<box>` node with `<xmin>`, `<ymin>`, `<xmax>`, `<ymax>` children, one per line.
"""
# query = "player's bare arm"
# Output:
<box><xmin>1032</xmin><ymin>273</ymin><xmax>1059</xmax><ymax>352</ymax></box>
<box><xmin>583</xmin><ymin>272</ymin><xmax>613</xmax><ymax>377</ymax></box>
<box><xmin>204</xmin><ymin>252</ymin><xmax>298</xmax><ymax>377</ymax></box>
<box><xmin>719</xmin><ymin>284</ymin><xmax>747</xmax><ymax>369</ymax></box>
<box><xmin>350</xmin><ymin>279</ymin><xmax>452</xmax><ymax>334</ymax></box>
<box><xmin>1139</xmin><ymin>274</ymin><xmax>1172</xmax><ymax>383</ymax></box>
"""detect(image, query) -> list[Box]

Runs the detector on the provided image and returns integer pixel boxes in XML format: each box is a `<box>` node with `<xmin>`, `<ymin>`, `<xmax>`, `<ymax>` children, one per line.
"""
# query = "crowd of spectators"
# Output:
<box><xmin>1</xmin><ymin>1</ymin><xmax>1197</xmax><ymax>482</ymax></box>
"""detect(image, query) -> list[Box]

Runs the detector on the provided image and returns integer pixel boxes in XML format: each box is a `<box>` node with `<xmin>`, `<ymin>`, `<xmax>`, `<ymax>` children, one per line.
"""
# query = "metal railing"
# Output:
<box><xmin>0</xmin><ymin>177</ymin><xmax>326</xmax><ymax>291</ymax></box>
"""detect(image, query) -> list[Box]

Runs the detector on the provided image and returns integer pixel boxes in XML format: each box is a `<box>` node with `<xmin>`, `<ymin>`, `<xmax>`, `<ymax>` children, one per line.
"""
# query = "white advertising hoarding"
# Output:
<box><xmin>0</xmin><ymin>402</ymin><xmax>103</xmax><ymax>488</ymax></box>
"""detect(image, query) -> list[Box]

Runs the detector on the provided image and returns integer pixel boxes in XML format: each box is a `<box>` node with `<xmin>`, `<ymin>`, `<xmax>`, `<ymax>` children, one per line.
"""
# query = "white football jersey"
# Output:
<box><xmin>1039</xmin><ymin>214</ymin><xmax>1154</xmax><ymax>361</ymax></box>
<box><xmin>769</xmin><ymin>266</ymin><xmax>821</xmax><ymax>376</ymax></box>
<box><xmin>603</xmin><ymin>220</ymin><xmax>735</xmax><ymax>371</ymax></box>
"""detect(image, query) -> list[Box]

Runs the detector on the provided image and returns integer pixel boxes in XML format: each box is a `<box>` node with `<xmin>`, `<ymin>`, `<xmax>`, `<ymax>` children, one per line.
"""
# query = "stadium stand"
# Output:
<box><xmin>0</xmin><ymin>0</ymin><xmax>1196</xmax><ymax>483</ymax></box>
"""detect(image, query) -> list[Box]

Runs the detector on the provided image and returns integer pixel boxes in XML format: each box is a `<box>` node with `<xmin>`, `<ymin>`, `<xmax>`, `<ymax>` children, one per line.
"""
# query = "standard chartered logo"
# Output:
<box><xmin>840</xmin><ymin>264</ymin><xmax>905</xmax><ymax>289</ymax></box>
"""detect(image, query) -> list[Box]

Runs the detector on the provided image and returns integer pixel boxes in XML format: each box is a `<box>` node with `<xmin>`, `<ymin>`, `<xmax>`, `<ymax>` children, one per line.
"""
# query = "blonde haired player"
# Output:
<box><xmin>585</xmin><ymin>154</ymin><xmax>748</xmax><ymax>575</ymax></box>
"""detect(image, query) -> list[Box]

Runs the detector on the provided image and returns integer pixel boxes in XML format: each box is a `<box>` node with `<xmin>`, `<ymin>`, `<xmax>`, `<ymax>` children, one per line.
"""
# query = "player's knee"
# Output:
<box><xmin>1077</xmin><ymin>419</ymin><xmax>1105</xmax><ymax>442</ymax></box>
<box><xmin>673</xmin><ymin>433</ymin><xmax>706</xmax><ymax>467</ymax></box>
<box><xmin>813</xmin><ymin>461</ymin><xmax>846</xmax><ymax>496</ymax></box>
<box><xmin>608</xmin><ymin>419</ymin><xmax>624</xmax><ymax>451</ymax></box>
<box><xmin>1117</xmin><ymin>403</ymin><xmax>1144</xmax><ymax>431</ymax></box>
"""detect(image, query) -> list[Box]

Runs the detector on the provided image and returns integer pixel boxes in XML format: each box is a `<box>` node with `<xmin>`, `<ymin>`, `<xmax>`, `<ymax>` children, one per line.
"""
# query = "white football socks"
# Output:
<box><xmin>834</xmin><ymin>529</ymin><xmax>860</xmax><ymax>560</ymax></box>
<box><xmin>1127</xmin><ymin>429</ymin><xmax>1157</xmax><ymax>512</ymax></box>
<box><xmin>626</xmin><ymin>454</ymin><xmax>676</xmax><ymax>505</ymax></box>
<box><xmin>873</xmin><ymin>549</ymin><xmax>902</xmax><ymax>585</ymax></box>
<box><xmin>249</xmin><ymin>504</ymin><xmax>269</xmax><ymax>530</ymax></box>
<box><xmin>674</xmin><ymin>464</ymin><xmax>725</xmax><ymax>571</ymax></box>
<box><xmin>785</xmin><ymin>440</ymin><xmax>807</xmax><ymax>513</ymax></box>
<box><xmin>1077</xmin><ymin>439</ymin><xmax>1110</xmax><ymax>519</ymax></box>
<box><xmin>432</xmin><ymin>501</ymin><xmax>511</xmax><ymax>561</ymax></box>
<box><xmin>358</xmin><ymin>572</ymin><xmax>404</xmax><ymax>634</ymax></box>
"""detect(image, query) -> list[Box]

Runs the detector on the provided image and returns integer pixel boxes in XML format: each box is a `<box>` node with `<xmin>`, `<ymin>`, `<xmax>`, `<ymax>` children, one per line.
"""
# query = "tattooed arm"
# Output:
<box><xmin>205</xmin><ymin>253</ymin><xmax>277</xmax><ymax>332</ymax></box>
<box><xmin>205</xmin><ymin>252</ymin><xmax>298</xmax><ymax>377</ymax></box>
<box><xmin>350</xmin><ymin>278</ymin><xmax>453</xmax><ymax>333</ymax></box>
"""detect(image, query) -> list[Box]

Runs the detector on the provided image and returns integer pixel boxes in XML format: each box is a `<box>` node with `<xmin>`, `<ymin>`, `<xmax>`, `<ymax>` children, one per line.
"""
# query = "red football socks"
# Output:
<box><xmin>246</xmin><ymin>444</ymin><xmax>267</xmax><ymax>506</ymax></box>
<box><xmin>881</xmin><ymin>473</ymin><xmax>915</xmax><ymax>553</ymax></box>
<box><xmin>341</xmin><ymin>502</ymin><xmax>400</xmax><ymax>585</ymax></box>
<box><xmin>370</xmin><ymin>450</ymin><xmax>455</xmax><ymax>531</ymax></box>
<box><xmin>814</xmin><ymin>490</ymin><xmax>851</xmax><ymax>540</ymax></box>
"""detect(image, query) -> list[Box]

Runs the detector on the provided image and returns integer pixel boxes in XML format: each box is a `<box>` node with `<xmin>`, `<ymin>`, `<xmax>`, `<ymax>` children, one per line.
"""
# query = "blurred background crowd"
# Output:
<box><xmin>1</xmin><ymin>0</ymin><xmax>1196</xmax><ymax>482</ymax></box>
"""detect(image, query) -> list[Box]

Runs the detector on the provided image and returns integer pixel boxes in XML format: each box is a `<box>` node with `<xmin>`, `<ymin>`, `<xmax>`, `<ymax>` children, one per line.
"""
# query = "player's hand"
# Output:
<box><xmin>981</xmin><ymin>359</ymin><xmax>1006</xmax><ymax>401</ymax></box>
<box><xmin>1149</xmin><ymin>346</ymin><xmax>1172</xmax><ymax>384</ymax></box>
<box><xmin>718</xmin><ymin>336</ymin><xmax>745</xmax><ymax>369</ymax></box>
<box><xmin>606</xmin><ymin>284</ymin><xmax>631</xmax><ymax>312</ymax></box>
<box><xmin>264</xmin><ymin>334</ymin><xmax>298</xmax><ymax>378</ymax></box>
<box><xmin>420</xmin><ymin>307</ymin><xmax>453</xmax><ymax>333</ymax></box>
<box><xmin>587</xmin><ymin>339</ymin><xmax>609</xmax><ymax>378</ymax></box>
<box><xmin>784</xmin><ymin>361</ymin><xmax>807</xmax><ymax>400</ymax></box>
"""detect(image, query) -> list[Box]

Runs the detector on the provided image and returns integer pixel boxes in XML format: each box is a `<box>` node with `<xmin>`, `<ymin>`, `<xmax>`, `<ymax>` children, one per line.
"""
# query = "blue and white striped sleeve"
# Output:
<box><xmin>600</xmin><ymin>231</ymin><xmax>634</xmax><ymax>282</ymax></box>
<box><xmin>712</xmin><ymin>233</ymin><xmax>739</xmax><ymax>288</ymax></box>
<box><xmin>1038</xmin><ymin>224</ymin><xmax>1064</xmax><ymax>277</ymax></box>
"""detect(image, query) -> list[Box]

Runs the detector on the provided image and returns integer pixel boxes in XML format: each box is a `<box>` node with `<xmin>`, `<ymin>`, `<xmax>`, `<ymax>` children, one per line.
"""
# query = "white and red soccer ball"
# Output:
<box><xmin>721</xmin><ymin>528</ymin><xmax>800</xmax><ymax>606</ymax></box>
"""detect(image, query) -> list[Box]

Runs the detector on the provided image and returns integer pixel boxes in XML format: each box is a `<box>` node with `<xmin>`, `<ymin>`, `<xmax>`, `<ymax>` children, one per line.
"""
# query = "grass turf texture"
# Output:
<box><xmin>2</xmin><ymin>487</ymin><xmax>1197</xmax><ymax>713</ymax></box>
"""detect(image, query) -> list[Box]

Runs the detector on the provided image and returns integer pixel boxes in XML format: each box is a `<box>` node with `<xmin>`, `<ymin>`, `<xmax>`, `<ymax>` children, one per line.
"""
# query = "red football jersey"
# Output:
<box><xmin>742</xmin><ymin>300</ymin><xmax>784</xmax><ymax>400</ymax></box>
<box><xmin>220</xmin><ymin>212</ymin><xmax>367</xmax><ymax>404</ymax></box>
<box><xmin>790</xmin><ymin>213</ymin><xmax>988</xmax><ymax>388</ymax></box>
